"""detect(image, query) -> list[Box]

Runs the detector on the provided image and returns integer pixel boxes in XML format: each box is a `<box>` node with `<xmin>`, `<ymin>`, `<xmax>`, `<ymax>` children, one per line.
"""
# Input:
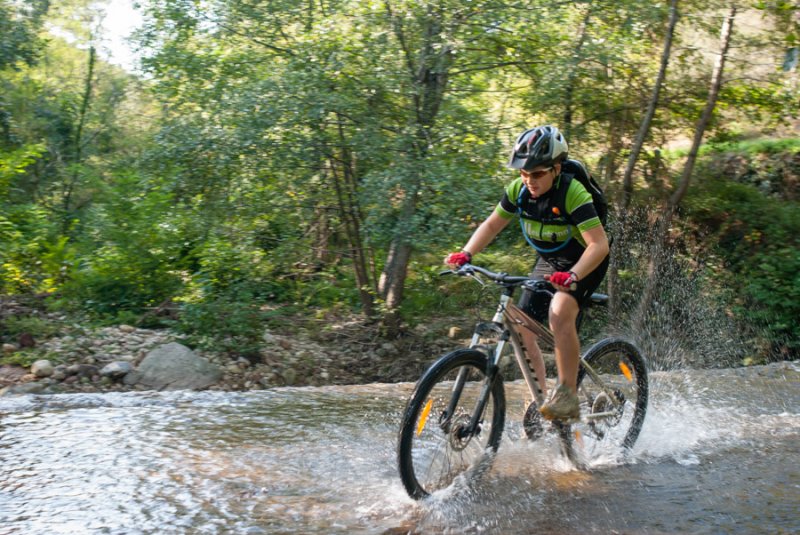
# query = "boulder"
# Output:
<box><xmin>100</xmin><ymin>361</ymin><xmax>133</xmax><ymax>380</ymax></box>
<box><xmin>125</xmin><ymin>342</ymin><xmax>221</xmax><ymax>391</ymax></box>
<box><xmin>66</xmin><ymin>364</ymin><xmax>100</xmax><ymax>378</ymax></box>
<box><xmin>31</xmin><ymin>360</ymin><xmax>54</xmax><ymax>378</ymax></box>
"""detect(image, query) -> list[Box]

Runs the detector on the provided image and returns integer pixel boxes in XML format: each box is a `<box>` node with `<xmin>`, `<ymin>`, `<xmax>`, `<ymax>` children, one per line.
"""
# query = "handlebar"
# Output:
<box><xmin>441</xmin><ymin>263</ymin><xmax>537</xmax><ymax>286</ymax></box>
<box><xmin>441</xmin><ymin>263</ymin><xmax>577</xmax><ymax>291</ymax></box>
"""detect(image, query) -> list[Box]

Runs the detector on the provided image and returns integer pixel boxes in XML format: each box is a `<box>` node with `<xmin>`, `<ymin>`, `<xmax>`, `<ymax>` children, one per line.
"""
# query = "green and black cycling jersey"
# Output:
<box><xmin>495</xmin><ymin>174</ymin><xmax>603</xmax><ymax>272</ymax></box>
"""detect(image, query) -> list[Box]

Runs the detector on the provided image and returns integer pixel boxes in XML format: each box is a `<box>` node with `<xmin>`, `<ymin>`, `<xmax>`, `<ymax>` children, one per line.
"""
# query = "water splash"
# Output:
<box><xmin>1</xmin><ymin>366</ymin><xmax>798</xmax><ymax>534</ymax></box>
<box><xmin>606</xmin><ymin>206</ymin><xmax>750</xmax><ymax>371</ymax></box>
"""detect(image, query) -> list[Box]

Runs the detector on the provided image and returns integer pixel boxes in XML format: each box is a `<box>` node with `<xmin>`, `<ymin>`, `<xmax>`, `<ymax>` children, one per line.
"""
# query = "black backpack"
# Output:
<box><xmin>515</xmin><ymin>159</ymin><xmax>609</xmax><ymax>254</ymax></box>
<box><xmin>556</xmin><ymin>159</ymin><xmax>608</xmax><ymax>226</ymax></box>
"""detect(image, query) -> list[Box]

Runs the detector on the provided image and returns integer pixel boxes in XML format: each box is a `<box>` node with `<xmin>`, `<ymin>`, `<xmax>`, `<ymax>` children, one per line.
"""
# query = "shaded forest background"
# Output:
<box><xmin>1</xmin><ymin>0</ymin><xmax>798</xmax><ymax>368</ymax></box>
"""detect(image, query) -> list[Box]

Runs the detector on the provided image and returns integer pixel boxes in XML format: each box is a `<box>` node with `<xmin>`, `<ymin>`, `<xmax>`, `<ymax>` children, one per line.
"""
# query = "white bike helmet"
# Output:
<box><xmin>508</xmin><ymin>125</ymin><xmax>568</xmax><ymax>171</ymax></box>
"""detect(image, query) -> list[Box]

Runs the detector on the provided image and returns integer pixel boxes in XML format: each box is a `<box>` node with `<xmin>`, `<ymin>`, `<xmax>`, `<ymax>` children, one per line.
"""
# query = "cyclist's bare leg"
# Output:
<box><xmin>519</xmin><ymin>327</ymin><xmax>548</xmax><ymax>398</ymax></box>
<box><xmin>549</xmin><ymin>291</ymin><xmax>581</xmax><ymax>392</ymax></box>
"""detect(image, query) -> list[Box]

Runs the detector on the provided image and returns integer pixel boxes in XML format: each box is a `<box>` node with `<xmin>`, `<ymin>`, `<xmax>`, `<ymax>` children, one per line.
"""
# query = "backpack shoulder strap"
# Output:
<box><xmin>553</xmin><ymin>173</ymin><xmax>574</xmax><ymax>224</ymax></box>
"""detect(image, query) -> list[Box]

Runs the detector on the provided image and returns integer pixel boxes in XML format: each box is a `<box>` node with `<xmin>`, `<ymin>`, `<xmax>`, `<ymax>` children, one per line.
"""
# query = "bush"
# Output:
<box><xmin>684</xmin><ymin>151</ymin><xmax>800</xmax><ymax>360</ymax></box>
<box><xmin>172</xmin><ymin>284</ymin><xmax>297</xmax><ymax>358</ymax></box>
<box><xmin>56</xmin><ymin>244</ymin><xmax>183</xmax><ymax>319</ymax></box>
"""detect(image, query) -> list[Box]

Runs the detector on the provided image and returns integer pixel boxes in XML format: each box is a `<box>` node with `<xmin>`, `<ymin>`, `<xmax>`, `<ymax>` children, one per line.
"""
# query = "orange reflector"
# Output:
<box><xmin>574</xmin><ymin>430</ymin><xmax>583</xmax><ymax>447</ymax></box>
<box><xmin>619</xmin><ymin>361</ymin><xmax>633</xmax><ymax>382</ymax></box>
<box><xmin>417</xmin><ymin>399</ymin><xmax>433</xmax><ymax>436</ymax></box>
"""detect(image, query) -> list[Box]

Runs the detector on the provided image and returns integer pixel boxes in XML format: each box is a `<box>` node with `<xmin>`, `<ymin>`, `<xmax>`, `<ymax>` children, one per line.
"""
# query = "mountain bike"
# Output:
<box><xmin>397</xmin><ymin>263</ymin><xmax>648</xmax><ymax>500</ymax></box>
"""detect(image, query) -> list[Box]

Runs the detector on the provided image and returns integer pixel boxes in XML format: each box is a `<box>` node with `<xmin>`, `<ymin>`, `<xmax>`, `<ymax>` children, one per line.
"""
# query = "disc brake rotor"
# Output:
<box><xmin>449</xmin><ymin>414</ymin><xmax>476</xmax><ymax>451</ymax></box>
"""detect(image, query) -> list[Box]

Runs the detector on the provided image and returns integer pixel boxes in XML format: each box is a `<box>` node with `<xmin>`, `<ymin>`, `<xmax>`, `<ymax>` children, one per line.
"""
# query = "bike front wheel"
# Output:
<box><xmin>397</xmin><ymin>349</ymin><xmax>505</xmax><ymax>500</ymax></box>
<box><xmin>561</xmin><ymin>338</ymin><xmax>648</xmax><ymax>466</ymax></box>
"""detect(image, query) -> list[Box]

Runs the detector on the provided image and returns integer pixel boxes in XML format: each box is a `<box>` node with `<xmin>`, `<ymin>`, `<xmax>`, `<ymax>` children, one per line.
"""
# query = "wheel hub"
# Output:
<box><xmin>449</xmin><ymin>414</ymin><xmax>476</xmax><ymax>451</ymax></box>
<box><xmin>590</xmin><ymin>391</ymin><xmax>625</xmax><ymax>428</ymax></box>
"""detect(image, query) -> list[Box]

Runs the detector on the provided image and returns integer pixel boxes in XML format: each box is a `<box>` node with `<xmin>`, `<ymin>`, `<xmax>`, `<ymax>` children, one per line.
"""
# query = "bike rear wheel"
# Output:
<box><xmin>561</xmin><ymin>338</ymin><xmax>648</xmax><ymax>466</ymax></box>
<box><xmin>397</xmin><ymin>349</ymin><xmax>505</xmax><ymax>500</ymax></box>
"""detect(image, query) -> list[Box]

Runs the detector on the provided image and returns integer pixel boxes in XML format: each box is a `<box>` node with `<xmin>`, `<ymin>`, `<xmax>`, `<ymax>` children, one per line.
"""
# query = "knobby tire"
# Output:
<box><xmin>560</xmin><ymin>337</ymin><xmax>649</xmax><ymax>466</ymax></box>
<box><xmin>397</xmin><ymin>349</ymin><xmax>506</xmax><ymax>500</ymax></box>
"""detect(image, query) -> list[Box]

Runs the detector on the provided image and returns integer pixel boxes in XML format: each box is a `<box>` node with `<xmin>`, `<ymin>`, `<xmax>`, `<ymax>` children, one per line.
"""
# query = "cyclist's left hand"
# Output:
<box><xmin>547</xmin><ymin>271</ymin><xmax>577</xmax><ymax>290</ymax></box>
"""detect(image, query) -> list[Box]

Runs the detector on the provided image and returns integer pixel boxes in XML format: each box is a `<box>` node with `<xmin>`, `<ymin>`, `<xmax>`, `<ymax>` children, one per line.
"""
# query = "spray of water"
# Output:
<box><xmin>606</xmin><ymin>206</ymin><xmax>749</xmax><ymax>371</ymax></box>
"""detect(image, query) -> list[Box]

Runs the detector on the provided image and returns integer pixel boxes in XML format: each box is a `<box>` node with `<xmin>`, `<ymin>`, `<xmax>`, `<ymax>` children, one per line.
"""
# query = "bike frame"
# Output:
<box><xmin>451</xmin><ymin>272</ymin><xmax>623</xmax><ymax>436</ymax></box>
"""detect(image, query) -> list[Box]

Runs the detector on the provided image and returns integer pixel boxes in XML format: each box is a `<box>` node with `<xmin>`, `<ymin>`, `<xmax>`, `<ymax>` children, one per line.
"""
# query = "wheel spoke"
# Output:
<box><xmin>561</xmin><ymin>339</ymin><xmax>648</xmax><ymax>465</ymax></box>
<box><xmin>398</xmin><ymin>350</ymin><xmax>505</xmax><ymax>499</ymax></box>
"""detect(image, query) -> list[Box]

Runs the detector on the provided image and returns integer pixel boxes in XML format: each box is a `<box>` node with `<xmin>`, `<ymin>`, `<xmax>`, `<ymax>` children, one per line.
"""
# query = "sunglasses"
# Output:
<box><xmin>521</xmin><ymin>166</ymin><xmax>553</xmax><ymax>179</ymax></box>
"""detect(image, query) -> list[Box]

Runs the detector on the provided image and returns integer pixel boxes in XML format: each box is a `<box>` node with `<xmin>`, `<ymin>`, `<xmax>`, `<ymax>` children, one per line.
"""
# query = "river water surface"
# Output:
<box><xmin>1</xmin><ymin>363</ymin><xmax>798</xmax><ymax>534</ymax></box>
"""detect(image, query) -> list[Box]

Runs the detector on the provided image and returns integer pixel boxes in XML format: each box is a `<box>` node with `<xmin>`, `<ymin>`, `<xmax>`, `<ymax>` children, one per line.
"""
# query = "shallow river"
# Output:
<box><xmin>1</xmin><ymin>363</ymin><xmax>798</xmax><ymax>534</ymax></box>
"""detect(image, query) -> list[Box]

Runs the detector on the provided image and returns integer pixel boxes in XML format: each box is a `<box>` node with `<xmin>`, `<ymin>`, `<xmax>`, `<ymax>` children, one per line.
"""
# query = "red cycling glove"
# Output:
<box><xmin>445</xmin><ymin>251</ymin><xmax>472</xmax><ymax>267</ymax></box>
<box><xmin>549</xmin><ymin>271</ymin><xmax>578</xmax><ymax>289</ymax></box>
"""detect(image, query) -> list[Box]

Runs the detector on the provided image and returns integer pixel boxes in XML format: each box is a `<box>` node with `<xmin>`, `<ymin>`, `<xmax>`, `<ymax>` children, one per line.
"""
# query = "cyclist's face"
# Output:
<box><xmin>520</xmin><ymin>164</ymin><xmax>557</xmax><ymax>197</ymax></box>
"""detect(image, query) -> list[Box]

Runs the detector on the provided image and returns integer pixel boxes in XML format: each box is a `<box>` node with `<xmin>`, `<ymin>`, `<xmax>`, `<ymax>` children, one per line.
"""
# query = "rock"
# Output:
<box><xmin>18</xmin><ymin>333</ymin><xmax>35</xmax><ymax>348</ymax></box>
<box><xmin>67</xmin><ymin>364</ymin><xmax>100</xmax><ymax>378</ymax></box>
<box><xmin>2</xmin><ymin>343</ymin><xmax>17</xmax><ymax>355</ymax></box>
<box><xmin>448</xmin><ymin>326</ymin><xmax>463</xmax><ymax>339</ymax></box>
<box><xmin>282</xmin><ymin>368</ymin><xmax>297</xmax><ymax>386</ymax></box>
<box><xmin>119</xmin><ymin>325</ymin><xmax>136</xmax><ymax>333</ymax></box>
<box><xmin>100</xmin><ymin>361</ymin><xmax>133</xmax><ymax>379</ymax></box>
<box><xmin>2</xmin><ymin>382</ymin><xmax>46</xmax><ymax>395</ymax></box>
<box><xmin>31</xmin><ymin>360</ymin><xmax>54</xmax><ymax>378</ymax></box>
<box><xmin>128</xmin><ymin>342</ymin><xmax>222</xmax><ymax>391</ymax></box>
<box><xmin>0</xmin><ymin>364</ymin><xmax>28</xmax><ymax>385</ymax></box>
<box><xmin>278</xmin><ymin>339</ymin><xmax>292</xmax><ymax>351</ymax></box>
<box><xmin>263</xmin><ymin>331</ymin><xmax>277</xmax><ymax>344</ymax></box>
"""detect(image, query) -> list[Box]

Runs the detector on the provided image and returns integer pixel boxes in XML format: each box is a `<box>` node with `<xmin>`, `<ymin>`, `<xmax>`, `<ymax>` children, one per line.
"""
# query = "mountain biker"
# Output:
<box><xmin>445</xmin><ymin>125</ymin><xmax>610</xmax><ymax>421</ymax></box>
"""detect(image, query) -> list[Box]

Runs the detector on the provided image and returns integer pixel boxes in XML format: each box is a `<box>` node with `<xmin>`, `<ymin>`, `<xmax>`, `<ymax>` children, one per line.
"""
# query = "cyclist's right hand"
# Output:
<box><xmin>444</xmin><ymin>251</ymin><xmax>472</xmax><ymax>267</ymax></box>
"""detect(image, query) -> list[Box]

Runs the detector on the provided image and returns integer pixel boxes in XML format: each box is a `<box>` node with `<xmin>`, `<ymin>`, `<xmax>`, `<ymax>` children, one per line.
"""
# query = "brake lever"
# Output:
<box><xmin>470</xmin><ymin>271</ymin><xmax>486</xmax><ymax>287</ymax></box>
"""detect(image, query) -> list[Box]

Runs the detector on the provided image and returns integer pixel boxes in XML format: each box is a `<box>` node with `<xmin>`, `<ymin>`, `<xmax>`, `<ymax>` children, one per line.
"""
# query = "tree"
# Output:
<box><xmin>608</xmin><ymin>0</ymin><xmax>680</xmax><ymax>316</ymax></box>
<box><xmin>634</xmin><ymin>5</ymin><xmax>738</xmax><ymax>325</ymax></box>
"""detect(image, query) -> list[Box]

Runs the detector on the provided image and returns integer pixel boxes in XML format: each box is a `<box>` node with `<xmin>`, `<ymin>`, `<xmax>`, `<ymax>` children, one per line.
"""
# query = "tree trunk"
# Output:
<box><xmin>327</xmin><ymin>115</ymin><xmax>376</xmax><ymax>317</ymax></box>
<box><xmin>620</xmin><ymin>0</ymin><xmax>679</xmax><ymax>211</ymax></box>
<box><xmin>311</xmin><ymin>203</ymin><xmax>332</xmax><ymax>266</ymax></box>
<box><xmin>635</xmin><ymin>5</ymin><xmax>737</xmax><ymax>326</ymax></box>
<box><xmin>562</xmin><ymin>6</ymin><xmax>594</xmax><ymax>139</ymax></box>
<box><xmin>62</xmin><ymin>45</ymin><xmax>96</xmax><ymax>232</ymax></box>
<box><xmin>377</xmin><ymin>235</ymin><xmax>414</xmax><ymax>327</ymax></box>
<box><xmin>379</xmin><ymin>2</ymin><xmax>453</xmax><ymax>335</ymax></box>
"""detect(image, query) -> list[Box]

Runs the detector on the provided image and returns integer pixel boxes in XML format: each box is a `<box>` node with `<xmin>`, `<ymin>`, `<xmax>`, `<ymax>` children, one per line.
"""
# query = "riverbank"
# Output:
<box><xmin>2</xmin><ymin>295</ymin><xmax>795</xmax><ymax>396</ymax></box>
<box><xmin>0</xmin><ymin>312</ymin><xmax>470</xmax><ymax>396</ymax></box>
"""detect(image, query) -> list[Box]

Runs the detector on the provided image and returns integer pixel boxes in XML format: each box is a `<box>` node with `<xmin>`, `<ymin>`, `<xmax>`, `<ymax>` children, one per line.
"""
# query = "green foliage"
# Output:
<box><xmin>0</xmin><ymin>144</ymin><xmax>63</xmax><ymax>293</ymax></box>
<box><xmin>0</xmin><ymin>349</ymin><xmax>51</xmax><ymax>368</ymax></box>
<box><xmin>172</xmin><ymin>284</ymin><xmax>299</xmax><ymax>357</ymax></box>
<box><xmin>0</xmin><ymin>0</ymin><xmax>47</xmax><ymax>71</ymax></box>
<box><xmin>55</xmin><ymin>244</ymin><xmax>181</xmax><ymax>317</ymax></box>
<box><xmin>50</xmin><ymin>170</ymin><xmax>188</xmax><ymax>318</ymax></box>
<box><xmin>684</xmin><ymin>143</ymin><xmax>800</xmax><ymax>359</ymax></box>
<box><xmin>1</xmin><ymin>314</ymin><xmax>63</xmax><ymax>340</ymax></box>
<box><xmin>0</xmin><ymin>0</ymin><xmax>796</xmax><ymax>365</ymax></box>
